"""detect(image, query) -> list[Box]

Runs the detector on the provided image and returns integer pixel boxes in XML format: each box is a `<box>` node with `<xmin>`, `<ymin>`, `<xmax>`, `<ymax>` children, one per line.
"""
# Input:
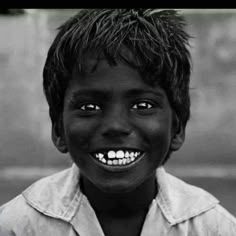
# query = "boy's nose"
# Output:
<box><xmin>101</xmin><ymin>109</ymin><xmax>132</xmax><ymax>138</ymax></box>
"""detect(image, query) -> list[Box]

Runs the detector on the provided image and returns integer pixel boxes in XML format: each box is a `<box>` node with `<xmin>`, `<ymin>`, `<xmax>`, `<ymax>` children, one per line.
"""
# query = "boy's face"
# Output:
<box><xmin>59</xmin><ymin>60</ymin><xmax>181</xmax><ymax>193</ymax></box>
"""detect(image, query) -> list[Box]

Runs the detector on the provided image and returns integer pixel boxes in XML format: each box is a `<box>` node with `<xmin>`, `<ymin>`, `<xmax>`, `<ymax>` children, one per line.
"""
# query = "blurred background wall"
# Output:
<box><xmin>0</xmin><ymin>9</ymin><xmax>236</xmax><ymax>215</ymax></box>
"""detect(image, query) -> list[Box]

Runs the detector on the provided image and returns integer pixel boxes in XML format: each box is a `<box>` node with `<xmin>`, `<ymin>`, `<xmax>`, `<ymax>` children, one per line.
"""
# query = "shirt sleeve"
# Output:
<box><xmin>214</xmin><ymin>205</ymin><xmax>236</xmax><ymax>235</ymax></box>
<box><xmin>0</xmin><ymin>201</ymin><xmax>16</xmax><ymax>235</ymax></box>
<box><xmin>0</xmin><ymin>195</ymin><xmax>36</xmax><ymax>236</ymax></box>
<box><xmin>188</xmin><ymin>204</ymin><xmax>236</xmax><ymax>235</ymax></box>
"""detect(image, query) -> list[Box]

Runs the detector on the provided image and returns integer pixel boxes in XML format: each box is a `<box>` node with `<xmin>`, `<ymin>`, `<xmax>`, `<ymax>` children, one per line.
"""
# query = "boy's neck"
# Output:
<box><xmin>80</xmin><ymin>174</ymin><xmax>158</xmax><ymax>217</ymax></box>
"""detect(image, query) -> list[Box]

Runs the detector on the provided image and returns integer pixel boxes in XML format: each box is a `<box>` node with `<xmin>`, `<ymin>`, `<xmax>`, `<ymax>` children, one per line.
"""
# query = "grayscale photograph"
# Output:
<box><xmin>0</xmin><ymin>8</ymin><xmax>236</xmax><ymax>235</ymax></box>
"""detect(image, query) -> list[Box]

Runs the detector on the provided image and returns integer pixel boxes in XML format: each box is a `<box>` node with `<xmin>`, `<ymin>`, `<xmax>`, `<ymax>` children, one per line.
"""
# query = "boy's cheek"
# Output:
<box><xmin>64</xmin><ymin>120</ymin><xmax>96</xmax><ymax>150</ymax></box>
<box><xmin>135</xmin><ymin>120</ymin><xmax>172</xmax><ymax>153</ymax></box>
<box><xmin>135</xmin><ymin>118</ymin><xmax>172</xmax><ymax>138</ymax></box>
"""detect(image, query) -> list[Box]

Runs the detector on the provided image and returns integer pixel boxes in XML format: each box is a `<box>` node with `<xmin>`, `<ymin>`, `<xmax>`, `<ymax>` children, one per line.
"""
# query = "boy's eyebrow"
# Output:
<box><xmin>125</xmin><ymin>88</ymin><xmax>166</xmax><ymax>99</ymax></box>
<box><xmin>66</xmin><ymin>88</ymin><xmax>165</xmax><ymax>104</ymax></box>
<box><xmin>66</xmin><ymin>90</ymin><xmax>110</xmax><ymax>104</ymax></box>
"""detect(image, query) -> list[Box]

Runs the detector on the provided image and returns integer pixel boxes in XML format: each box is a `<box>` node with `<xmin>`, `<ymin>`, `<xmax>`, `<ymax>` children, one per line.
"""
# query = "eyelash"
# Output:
<box><xmin>78</xmin><ymin>101</ymin><xmax>154</xmax><ymax>111</ymax></box>
<box><xmin>132</xmin><ymin>101</ymin><xmax>153</xmax><ymax>110</ymax></box>
<box><xmin>80</xmin><ymin>104</ymin><xmax>101</xmax><ymax>111</ymax></box>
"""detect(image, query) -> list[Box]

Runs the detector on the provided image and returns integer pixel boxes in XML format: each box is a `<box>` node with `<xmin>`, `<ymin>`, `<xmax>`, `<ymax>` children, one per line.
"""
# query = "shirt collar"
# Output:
<box><xmin>155</xmin><ymin>167</ymin><xmax>219</xmax><ymax>225</ymax></box>
<box><xmin>22</xmin><ymin>164</ymin><xmax>219</xmax><ymax>226</ymax></box>
<box><xmin>22</xmin><ymin>164</ymin><xmax>82</xmax><ymax>222</ymax></box>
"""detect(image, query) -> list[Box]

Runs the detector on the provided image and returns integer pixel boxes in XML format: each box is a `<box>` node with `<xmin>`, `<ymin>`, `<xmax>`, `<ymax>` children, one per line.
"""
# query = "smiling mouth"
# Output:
<box><xmin>91</xmin><ymin>149</ymin><xmax>144</xmax><ymax>166</ymax></box>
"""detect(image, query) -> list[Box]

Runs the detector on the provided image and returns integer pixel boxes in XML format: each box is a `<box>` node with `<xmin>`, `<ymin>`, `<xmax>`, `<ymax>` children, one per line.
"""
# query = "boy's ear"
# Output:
<box><xmin>51</xmin><ymin>117</ymin><xmax>68</xmax><ymax>153</ymax></box>
<box><xmin>170</xmin><ymin>115</ymin><xmax>185</xmax><ymax>152</ymax></box>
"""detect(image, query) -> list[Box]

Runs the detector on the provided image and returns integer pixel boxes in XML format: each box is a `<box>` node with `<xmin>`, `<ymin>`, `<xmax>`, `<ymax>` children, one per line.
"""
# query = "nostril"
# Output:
<box><xmin>101</xmin><ymin>121</ymin><xmax>132</xmax><ymax>137</ymax></box>
<box><xmin>102</xmin><ymin>127</ymin><xmax>131</xmax><ymax>138</ymax></box>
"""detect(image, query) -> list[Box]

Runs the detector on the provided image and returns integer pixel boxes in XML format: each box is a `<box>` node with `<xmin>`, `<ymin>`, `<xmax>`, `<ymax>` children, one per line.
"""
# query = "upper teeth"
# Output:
<box><xmin>95</xmin><ymin>150</ymin><xmax>141</xmax><ymax>160</ymax></box>
<box><xmin>95</xmin><ymin>150</ymin><xmax>140</xmax><ymax>160</ymax></box>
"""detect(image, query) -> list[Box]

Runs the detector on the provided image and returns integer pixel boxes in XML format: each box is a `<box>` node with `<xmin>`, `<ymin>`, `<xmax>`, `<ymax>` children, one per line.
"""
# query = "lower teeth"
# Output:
<box><xmin>98</xmin><ymin>156</ymin><xmax>138</xmax><ymax>166</ymax></box>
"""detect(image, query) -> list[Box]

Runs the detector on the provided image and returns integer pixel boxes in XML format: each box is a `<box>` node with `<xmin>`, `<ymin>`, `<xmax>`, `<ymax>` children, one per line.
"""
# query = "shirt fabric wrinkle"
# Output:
<box><xmin>1</xmin><ymin>163</ymin><xmax>236</xmax><ymax>236</ymax></box>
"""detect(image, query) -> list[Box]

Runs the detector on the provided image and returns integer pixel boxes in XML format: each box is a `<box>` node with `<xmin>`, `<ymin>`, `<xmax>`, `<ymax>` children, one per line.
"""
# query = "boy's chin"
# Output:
<box><xmin>95</xmin><ymin>180</ymin><xmax>141</xmax><ymax>194</ymax></box>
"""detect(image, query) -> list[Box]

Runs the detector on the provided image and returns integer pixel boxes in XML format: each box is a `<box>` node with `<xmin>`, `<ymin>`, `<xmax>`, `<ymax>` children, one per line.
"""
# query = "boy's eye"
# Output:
<box><xmin>80</xmin><ymin>104</ymin><xmax>101</xmax><ymax>111</ymax></box>
<box><xmin>132</xmin><ymin>101</ymin><xmax>153</xmax><ymax>110</ymax></box>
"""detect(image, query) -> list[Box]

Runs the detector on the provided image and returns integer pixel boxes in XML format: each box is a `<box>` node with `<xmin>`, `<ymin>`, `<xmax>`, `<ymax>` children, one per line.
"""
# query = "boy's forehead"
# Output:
<box><xmin>69</xmin><ymin>60</ymin><xmax>166</xmax><ymax>99</ymax></box>
<box><xmin>71</xmin><ymin>63</ymin><xmax>165</xmax><ymax>99</ymax></box>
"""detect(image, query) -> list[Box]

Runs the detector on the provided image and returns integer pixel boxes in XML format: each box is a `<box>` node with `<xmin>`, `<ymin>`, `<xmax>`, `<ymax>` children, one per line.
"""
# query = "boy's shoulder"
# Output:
<box><xmin>0</xmin><ymin>194</ymin><xmax>38</xmax><ymax>235</ymax></box>
<box><xmin>156</xmin><ymin>168</ymin><xmax>236</xmax><ymax>234</ymax></box>
<box><xmin>157</xmin><ymin>167</ymin><xmax>220</xmax><ymax>223</ymax></box>
<box><xmin>0</xmin><ymin>165</ymin><xmax>78</xmax><ymax>218</ymax></box>
<box><xmin>0</xmin><ymin>165</ymin><xmax>79</xmax><ymax>231</ymax></box>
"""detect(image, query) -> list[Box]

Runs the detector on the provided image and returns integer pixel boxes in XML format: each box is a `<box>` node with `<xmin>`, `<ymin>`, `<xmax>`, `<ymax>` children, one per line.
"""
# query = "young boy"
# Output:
<box><xmin>0</xmin><ymin>9</ymin><xmax>236</xmax><ymax>236</ymax></box>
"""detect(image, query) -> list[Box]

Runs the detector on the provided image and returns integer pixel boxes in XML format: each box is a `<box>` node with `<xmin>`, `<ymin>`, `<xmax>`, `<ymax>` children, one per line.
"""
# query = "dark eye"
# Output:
<box><xmin>132</xmin><ymin>101</ymin><xmax>153</xmax><ymax>110</ymax></box>
<box><xmin>80</xmin><ymin>104</ymin><xmax>101</xmax><ymax>111</ymax></box>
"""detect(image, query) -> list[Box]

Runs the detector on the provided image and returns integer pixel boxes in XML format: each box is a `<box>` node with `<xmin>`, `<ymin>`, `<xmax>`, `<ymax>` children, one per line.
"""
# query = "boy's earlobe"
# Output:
<box><xmin>51</xmin><ymin>122</ymin><xmax>68</xmax><ymax>153</ymax></box>
<box><xmin>170</xmin><ymin>118</ymin><xmax>185</xmax><ymax>151</ymax></box>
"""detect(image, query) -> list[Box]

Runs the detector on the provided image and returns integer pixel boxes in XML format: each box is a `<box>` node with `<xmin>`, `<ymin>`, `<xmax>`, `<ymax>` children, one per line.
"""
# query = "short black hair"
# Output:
<box><xmin>43</xmin><ymin>9</ymin><xmax>192</xmax><ymax>130</ymax></box>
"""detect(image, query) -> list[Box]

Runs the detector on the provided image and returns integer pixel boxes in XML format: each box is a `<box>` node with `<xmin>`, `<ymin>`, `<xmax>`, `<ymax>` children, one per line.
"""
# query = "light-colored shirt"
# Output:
<box><xmin>0</xmin><ymin>164</ymin><xmax>236</xmax><ymax>236</ymax></box>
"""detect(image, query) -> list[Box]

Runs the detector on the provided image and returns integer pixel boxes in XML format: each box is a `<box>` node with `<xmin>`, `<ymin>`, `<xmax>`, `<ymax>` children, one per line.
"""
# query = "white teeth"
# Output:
<box><xmin>98</xmin><ymin>153</ymin><xmax>104</xmax><ymax>159</ymax></box>
<box><xmin>107</xmin><ymin>150</ymin><xmax>140</xmax><ymax>159</ymax></box>
<box><xmin>125</xmin><ymin>151</ymin><xmax>129</xmax><ymax>158</ymax></box>
<box><xmin>116</xmin><ymin>150</ymin><xmax>124</xmax><ymax>159</ymax></box>
<box><xmin>95</xmin><ymin>153</ymin><xmax>104</xmax><ymax>160</ymax></box>
<box><xmin>108</xmin><ymin>150</ymin><xmax>116</xmax><ymax>159</ymax></box>
<box><xmin>94</xmin><ymin>150</ymin><xmax>143</xmax><ymax>166</ymax></box>
<box><xmin>113</xmin><ymin>160</ymin><xmax>118</xmax><ymax>165</ymax></box>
